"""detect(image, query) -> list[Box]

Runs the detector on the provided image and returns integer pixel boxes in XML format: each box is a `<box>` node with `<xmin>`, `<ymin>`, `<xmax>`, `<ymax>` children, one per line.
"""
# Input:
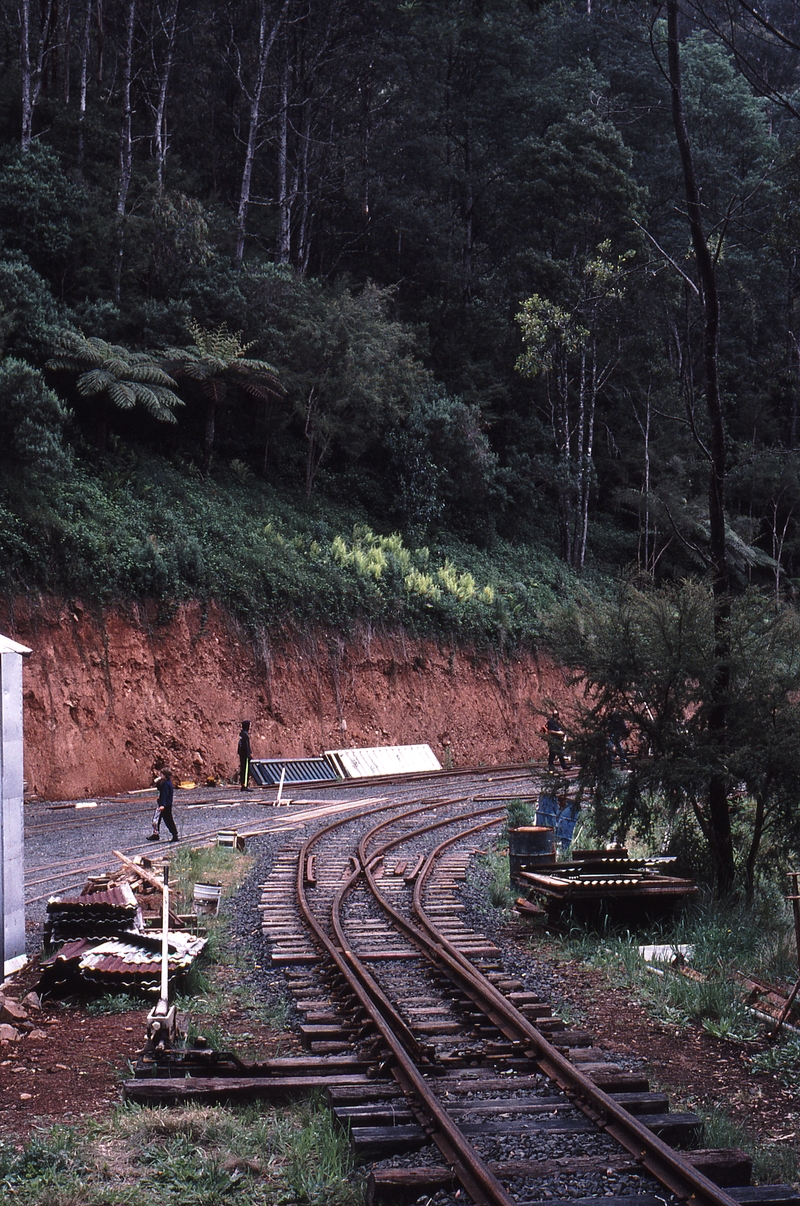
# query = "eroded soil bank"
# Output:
<box><xmin>1</xmin><ymin>596</ymin><xmax>571</xmax><ymax>800</ymax></box>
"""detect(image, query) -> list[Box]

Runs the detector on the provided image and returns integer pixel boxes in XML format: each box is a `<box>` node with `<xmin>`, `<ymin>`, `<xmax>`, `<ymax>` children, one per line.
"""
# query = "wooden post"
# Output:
<box><xmin>790</xmin><ymin>871</ymin><xmax>800</xmax><ymax>974</ymax></box>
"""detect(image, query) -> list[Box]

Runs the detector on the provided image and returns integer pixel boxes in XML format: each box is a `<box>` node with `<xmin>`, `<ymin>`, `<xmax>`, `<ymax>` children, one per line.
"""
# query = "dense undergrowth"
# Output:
<box><xmin>0</xmin><ymin>446</ymin><xmax>583</xmax><ymax>644</ymax></box>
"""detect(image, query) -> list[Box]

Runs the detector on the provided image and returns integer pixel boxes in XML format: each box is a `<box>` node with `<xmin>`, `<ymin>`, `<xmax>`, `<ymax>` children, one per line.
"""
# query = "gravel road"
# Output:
<box><xmin>22</xmin><ymin>780</ymin><xmax>383</xmax><ymax>943</ymax></box>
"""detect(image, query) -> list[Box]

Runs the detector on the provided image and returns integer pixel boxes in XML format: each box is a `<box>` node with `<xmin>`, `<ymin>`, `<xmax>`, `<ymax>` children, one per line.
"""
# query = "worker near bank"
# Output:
<box><xmin>238</xmin><ymin>720</ymin><xmax>252</xmax><ymax>790</ymax></box>
<box><xmin>147</xmin><ymin>767</ymin><xmax>179</xmax><ymax>842</ymax></box>
<box><xmin>544</xmin><ymin>709</ymin><xmax>569</xmax><ymax>771</ymax></box>
<box><xmin>607</xmin><ymin>712</ymin><xmax>629</xmax><ymax>764</ymax></box>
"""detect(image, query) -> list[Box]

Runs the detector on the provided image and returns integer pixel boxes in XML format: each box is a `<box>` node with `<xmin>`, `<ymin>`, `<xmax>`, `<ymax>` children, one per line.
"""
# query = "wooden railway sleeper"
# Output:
<box><xmin>362</xmin><ymin>818</ymin><xmax>745</xmax><ymax>1206</ymax></box>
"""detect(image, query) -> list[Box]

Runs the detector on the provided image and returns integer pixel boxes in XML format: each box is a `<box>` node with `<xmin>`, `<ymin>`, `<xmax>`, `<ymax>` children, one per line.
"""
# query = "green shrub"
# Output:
<box><xmin>0</xmin><ymin>446</ymin><xmax>580</xmax><ymax>645</ymax></box>
<box><xmin>506</xmin><ymin>797</ymin><xmax>535</xmax><ymax>831</ymax></box>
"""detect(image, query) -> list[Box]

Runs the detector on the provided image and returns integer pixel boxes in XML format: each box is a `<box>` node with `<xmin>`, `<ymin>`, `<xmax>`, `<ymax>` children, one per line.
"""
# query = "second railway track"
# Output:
<box><xmin>127</xmin><ymin>774</ymin><xmax>799</xmax><ymax>1206</ymax></box>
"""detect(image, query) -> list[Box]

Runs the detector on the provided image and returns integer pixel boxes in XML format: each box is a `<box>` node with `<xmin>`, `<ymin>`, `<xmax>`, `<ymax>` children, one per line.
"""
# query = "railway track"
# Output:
<box><xmin>126</xmin><ymin>778</ymin><xmax>798</xmax><ymax>1206</ymax></box>
<box><xmin>22</xmin><ymin>765</ymin><xmax>544</xmax><ymax>906</ymax></box>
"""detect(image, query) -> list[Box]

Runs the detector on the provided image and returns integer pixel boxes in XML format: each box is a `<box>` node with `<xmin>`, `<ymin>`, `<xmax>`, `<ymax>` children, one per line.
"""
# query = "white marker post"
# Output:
<box><xmin>145</xmin><ymin>861</ymin><xmax>177</xmax><ymax>1051</ymax></box>
<box><xmin>160</xmin><ymin>864</ymin><xmax>170</xmax><ymax>1003</ymax></box>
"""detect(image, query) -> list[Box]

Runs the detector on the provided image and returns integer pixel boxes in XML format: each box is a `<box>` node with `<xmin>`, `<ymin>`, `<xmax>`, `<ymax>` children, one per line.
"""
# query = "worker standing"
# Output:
<box><xmin>238</xmin><ymin>720</ymin><xmax>252</xmax><ymax>790</ymax></box>
<box><xmin>544</xmin><ymin>709</ymin><xmax>568</xmax><ymax>771</ymax></box>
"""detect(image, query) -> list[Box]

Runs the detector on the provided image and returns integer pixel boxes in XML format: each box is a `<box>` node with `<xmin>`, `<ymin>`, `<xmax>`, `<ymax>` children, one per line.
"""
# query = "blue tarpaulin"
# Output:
<box><xmin>536</xmin><ymin>794</ymin><xmax>580</xmax><ymax>851</ymax></box>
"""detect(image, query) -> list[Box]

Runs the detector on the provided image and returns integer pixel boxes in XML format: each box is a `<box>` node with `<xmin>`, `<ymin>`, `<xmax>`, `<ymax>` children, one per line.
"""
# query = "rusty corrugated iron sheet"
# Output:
<box><xmin>39</xmin><ymin>876</ymin><xmax>206</xmax><ymax>997</ymax></box>
<box><xmin>51</xmin><ymin>883</ymin><xmax>139</xmax><ymax>909</ymax></box>
<box><xmin>45</xmin><ymin>880</ymin><xmax>143</xmax><ymax>944</ymax></box>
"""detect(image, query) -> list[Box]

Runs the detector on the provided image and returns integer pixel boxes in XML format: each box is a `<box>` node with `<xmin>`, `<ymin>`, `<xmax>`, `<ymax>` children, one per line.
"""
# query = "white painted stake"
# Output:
<box><xmin>276</xmin><ymin>766</ymin><xmax>286</xmax><ymax>805</ymax></box>
<box><xmin>160</xmin><ymin>865</ymin><xmax>170</xmax><ymax>1003</ymax></box>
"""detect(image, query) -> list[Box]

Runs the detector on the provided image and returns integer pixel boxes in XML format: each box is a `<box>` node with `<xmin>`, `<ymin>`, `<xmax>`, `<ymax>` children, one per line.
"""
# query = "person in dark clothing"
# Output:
<box><xmin>147</xmin><ymin>768</ymin><xmax>178</xmax><ymax>841</ymax></box>
<box><xmin>607</xmin><ymin>713</ymin><xmax>629</xmax><ymax>764</ymax></box>
<box><xmin>544</xmin><ymin>709</ymin><xmax>568</xmax><ymax>771</ymax></box>
<box><xmin>238</xmin><ymin>720</ymin><xmax>252</xmax><ymax>789</ymax></box>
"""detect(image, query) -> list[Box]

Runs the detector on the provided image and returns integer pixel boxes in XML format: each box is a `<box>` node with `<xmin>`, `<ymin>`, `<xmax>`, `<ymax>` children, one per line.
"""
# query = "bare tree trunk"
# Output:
<box><xmin>62</xmin><ymin>0</ymin><xmax>72</xmax><ymax>104</ymax></box>
<box><xmin>668</xmin><ymin>0</ymin><xmax>734</xmax><ymax>896</ymax></box>
<box><xmin>296</xmin><ymin>98</ymin><xmax>313</xmax><ymax>272</ymax></box>
<box><xmin>574</xmin><ymin>347</ymin><xmax>587</xmax><ymax>568</ymax></box>
<box><xmin>578</xmin><ymin>345</ymin><xmax>597</xmax><ymax>571</ymax></box>
<box><xmin>359</xmin><ymin>70</ymin><xmax>371</xmax><ymax>227</ymax></box>
<box><xmin>77</xmin><ymin>0</ymin><xmax>92</xmax><ymax>164</ymax></box>
<box><xmin>634</xmin><ymin>389</ymin><xmax>653</xmax><ymax>574</ymax></box>
<box><xmin>234</xmin><ymin>0</ymin><xmax>288</xmax><ymax>265</ymax></box>
<box><xmin>96</xmin><ymin>0</ymin><xmax>104</xmax><ymax>83</ymax></box>
<box><xmin>462</xmin><ymin>119</ymin><xmax>473</xmax><ymax>302</ymax></box>
<box><xmin>153</xmin><ymin>0</ymin><xmax>179</xmax><ymax>194</ymax></box>
<box><xmin>19</xmin><ymin>0</ymin><xmax>33</xmax><ymax>149</ymax></box>
<box><xmin>744</xmin><ymin>791</ymin><xmax>766</xmax><ymax>904</ymax></box>
<box><xmin>276</xmin><ymin>48</ymin><xmax>292</xmax><ymax>263</ymax></box>
<box><xmin>19</xmin><ymin>0</ymin><xmax>55</xmax><ymax>150</ymax></box>
<box><xmin>550</xmin><ymin>354</ymin><xmax>574</xmax><ymax>566</ymax></box>
<box><xmin>771</xmin><ymin>495</ymin><xmax>793</xmax><ymax>608</ymax></box>
<box><xmin>114</xmin><ymin>0</ymin><xmax>136</xmax><ymax>302</ymax></box>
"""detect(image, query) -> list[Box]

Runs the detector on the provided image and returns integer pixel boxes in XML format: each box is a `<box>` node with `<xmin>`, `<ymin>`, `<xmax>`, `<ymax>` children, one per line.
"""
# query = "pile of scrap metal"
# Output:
<box><xmin>515</xmin><ymin>849</ymin><xmax>697</xmax><ymax>922</ymax></box>
<box><xmin>39</xmin><ymin>865</ymin><xmax>206</xmax><ymax>998</ymax></box>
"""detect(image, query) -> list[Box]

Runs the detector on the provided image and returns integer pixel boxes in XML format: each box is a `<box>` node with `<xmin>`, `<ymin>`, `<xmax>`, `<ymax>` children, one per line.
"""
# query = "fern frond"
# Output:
<box><xmin>129</xmin><ymin>384</ymin><xmax>179</xmax><ymax>421</ymax></box>
<box><xmin>107</xmin><ymin>381</ymin><xmax>136</xmax><ymax>409</ymax></box>
<box><xmin>77</xmin><ymin>369</ymin><xmax>114</xmax><ymax>396</ymax></box>
<box><xmin>125</xmin><ymin>363</ymin><xmax>178</xmax><ymax>388</ymax></box>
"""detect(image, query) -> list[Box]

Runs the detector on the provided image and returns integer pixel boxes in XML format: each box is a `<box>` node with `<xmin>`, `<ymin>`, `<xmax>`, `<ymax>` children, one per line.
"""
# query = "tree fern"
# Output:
<box><xmin>47</xmin><ymin>331</ymin><xmax>183</xmax><ymax>439</ymax></box>
<box><xmin>163</xmin><ymin>321</ymin><xmax>283</xmax><ymax>473</ymax></box>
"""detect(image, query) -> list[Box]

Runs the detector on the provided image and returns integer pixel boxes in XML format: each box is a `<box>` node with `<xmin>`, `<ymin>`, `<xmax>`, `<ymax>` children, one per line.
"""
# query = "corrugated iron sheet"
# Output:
<box><xmin>47</xmin><ymin>883</ymin><xmax>139</xmax><ymax>912</ymax></box>
<box><xmin>249</xmin><ymin>757</ymin><xmax>338</xmax><ymax>785</ymax></box>
<box><xmin>38</xmin><ymin>932</ymin><xmax>206</xmax><ymax>996</ymax></box>
<box><xmin>325</xmin><ymin>744</ymin><xmax>442</xmax><ymax>779</ymax></box>
<box><xmin>45</xmin><ymin>881</ymin><xmax>143</xmax><ymax>944</ymax></box>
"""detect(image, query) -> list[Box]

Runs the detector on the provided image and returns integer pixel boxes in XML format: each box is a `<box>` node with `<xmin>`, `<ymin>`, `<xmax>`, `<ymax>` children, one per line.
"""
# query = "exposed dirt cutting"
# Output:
<box><xmin>1</xmin><ymin>596</ymin><xmax>573</xmax><ymax>800</ymax></box>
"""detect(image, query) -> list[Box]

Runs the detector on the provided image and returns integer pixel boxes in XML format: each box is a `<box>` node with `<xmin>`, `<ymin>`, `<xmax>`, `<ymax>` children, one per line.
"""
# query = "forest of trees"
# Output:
<box><xmin>5</xmin><ymin>1</ymin><xmax>800</xmax><ymax>890</ymax></box>
<box><xmin>0</xmin><ymin>0</ymin><xmax>799</xmax><ymax>584</ymax></box>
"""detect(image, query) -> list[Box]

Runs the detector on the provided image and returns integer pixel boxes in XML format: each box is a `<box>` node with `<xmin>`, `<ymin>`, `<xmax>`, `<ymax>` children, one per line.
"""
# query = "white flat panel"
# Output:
<box><xmin>324</xmin><ymin>744</ymin><xmax>441</xmax><ymax>779</ymax></box>
<box><xmin>1</xmin><ymin>647</ymin><xmax>26</xmax><ymax>969</ymax></box>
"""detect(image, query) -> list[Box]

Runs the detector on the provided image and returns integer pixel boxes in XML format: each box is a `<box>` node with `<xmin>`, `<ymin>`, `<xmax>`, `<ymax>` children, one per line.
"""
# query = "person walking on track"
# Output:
<box><xmin>148</xmin><ymin>767</ymin><xmax>179</xmax><ymax>842</ymax></box>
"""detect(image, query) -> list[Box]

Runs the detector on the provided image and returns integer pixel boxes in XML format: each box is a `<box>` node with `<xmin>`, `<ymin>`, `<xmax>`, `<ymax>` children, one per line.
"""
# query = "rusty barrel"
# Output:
<box><xmin>508</xmin><ymin>825</ymin><xmax>556</xmax><ymax>881</ymax></box>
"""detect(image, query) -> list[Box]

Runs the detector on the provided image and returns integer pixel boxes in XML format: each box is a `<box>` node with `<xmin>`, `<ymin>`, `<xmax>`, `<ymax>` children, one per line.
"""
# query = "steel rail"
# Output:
<box><xmin>268</xmin><ymin>760</ymin><xmax>537</xmax><ymax>793</ymax></box>
<box><xmin>405</xmin><ymin>829</ymin><xmax>742</xmax><ymax>1206</ymax></box>
<box><xmin>295</xmin><ymin>799</ymin><xmax>517</xmax><ymax>1206</ymax></box>
<box><xmin>353</xmin><ymin>810</ymin><xmax>742</xmax><ymax>1206</ymax></box>
<box><xmin>23</xmin><ymin>794</ymin><xmax>405</xmax><ymax>902</ymax></box>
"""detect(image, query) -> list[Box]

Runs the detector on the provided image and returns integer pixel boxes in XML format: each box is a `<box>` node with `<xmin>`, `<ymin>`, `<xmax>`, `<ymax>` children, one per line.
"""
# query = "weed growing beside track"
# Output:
<box><xmin>0</xmin><ymin>1102</ymin><xmax>361</xmax><ymax>1205</ymax></box>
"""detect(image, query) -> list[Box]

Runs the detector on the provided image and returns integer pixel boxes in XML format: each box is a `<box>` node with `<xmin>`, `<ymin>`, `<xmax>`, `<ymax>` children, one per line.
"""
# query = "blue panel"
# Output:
<box><xmin>249</xmin><ymin>758</ymin><xmax>339</xmax><ymax>786</ymax></box>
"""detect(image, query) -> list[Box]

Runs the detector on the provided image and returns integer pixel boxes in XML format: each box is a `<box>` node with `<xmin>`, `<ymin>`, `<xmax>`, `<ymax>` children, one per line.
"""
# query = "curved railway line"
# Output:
<box><xmin>122</xmin><ymin>773</ymin><xmax>797</xmax><ymax>1206</ymax></box>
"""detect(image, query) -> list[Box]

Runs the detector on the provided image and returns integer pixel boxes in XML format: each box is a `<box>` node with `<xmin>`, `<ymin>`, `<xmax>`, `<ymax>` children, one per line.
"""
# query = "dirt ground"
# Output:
<box><xmin>528</xmin><ymin>937</ymin><xmax>796</xmax><ymax>1146</ymax></box>
<box><xmin>0</xmin><ymin>961</ymin><xmax>292</xmax><ymax>1144</ymax></box>
<box><xmin>1</xmin><ymin>924</ymin><xmax>795</xmax><ymax>1159</ymax></box>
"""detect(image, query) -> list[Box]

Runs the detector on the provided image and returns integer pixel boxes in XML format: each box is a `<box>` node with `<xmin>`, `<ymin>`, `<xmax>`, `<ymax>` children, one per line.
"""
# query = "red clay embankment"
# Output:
<box><xmin>0</xmin><ymin>596</ymin><xmax>572</xmax><ymax>799</ymax></box>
